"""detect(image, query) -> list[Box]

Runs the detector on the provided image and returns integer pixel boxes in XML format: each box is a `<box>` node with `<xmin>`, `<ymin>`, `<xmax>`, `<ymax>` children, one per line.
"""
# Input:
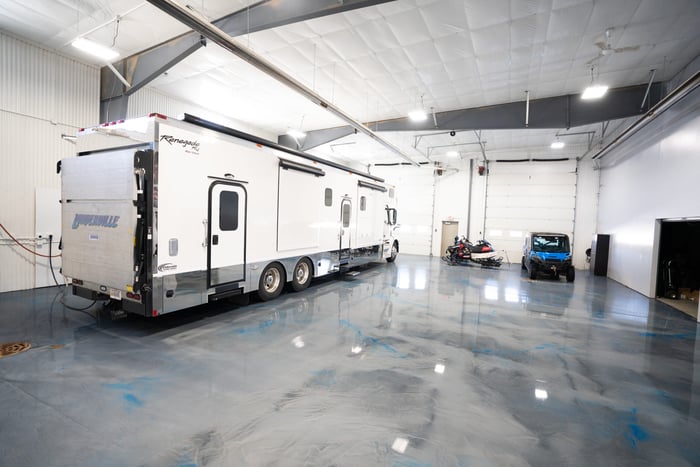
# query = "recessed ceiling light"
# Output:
<box><xmin>71</xmin><ymin>38</ymin><xmax>119</xmax><ymax>61</ymax></box>
<box><xmin>581</xmin><ymin>84</ymin><xmax>608</xmax><ymax>100</ymax></box>
<box><xmin>408</xmin><ymin>110</ymin><xmax>427</xmax><ymax>122</ymax></box>
<box><xmin>551</xmin><ymin>141</ymin><xmax>565</xmax><ymax>149</ymax></box>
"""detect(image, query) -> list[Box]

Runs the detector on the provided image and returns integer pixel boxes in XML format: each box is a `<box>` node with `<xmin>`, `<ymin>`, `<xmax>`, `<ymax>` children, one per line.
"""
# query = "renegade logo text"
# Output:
<box><xmin>160</xmin><ymin>134</ymin><xmax>200</xmax><ymax>154</ymax></box>
<box><xmin>72</xmin><ymin>214</ymin><xmax>120</xmax><ymax>229</ymax></box>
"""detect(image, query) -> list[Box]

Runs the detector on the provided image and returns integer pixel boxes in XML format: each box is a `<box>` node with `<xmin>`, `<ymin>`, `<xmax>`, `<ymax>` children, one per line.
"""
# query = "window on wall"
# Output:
<box><xmin>324</xmin><ymin>188</ymin><xmax>333</xmax><ymax>206</ymax></box>
<box><xmin>220</xmin><ymin>191</ymin><xmax>239</xmax><ymax>230</ymax></box>
<box><xmin>342</xmin><ymin>202</ymin><xmax>351</xmax><ymax>227</ymax></box>
<box><xmin>360</xmin><ymin>196</ymin><xmax>366</xmax><ymax>211</ymax></box>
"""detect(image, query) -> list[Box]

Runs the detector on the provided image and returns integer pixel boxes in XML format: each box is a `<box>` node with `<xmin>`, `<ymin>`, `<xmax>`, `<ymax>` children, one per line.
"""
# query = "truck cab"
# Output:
<box><xmin>522</xmin><ymin>232</ymin><xmax>575</xmax><ymax>282</ymax></box>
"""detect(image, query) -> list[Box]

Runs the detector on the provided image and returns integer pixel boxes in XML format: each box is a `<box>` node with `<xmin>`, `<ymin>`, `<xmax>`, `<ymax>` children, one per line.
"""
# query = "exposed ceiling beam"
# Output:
<box><xmin>280</xmin><ymin>83</ymin><xmax>665</xmax><ymax>151</ymax></box>
<box><xmin>100</xmin><ymin>0</ymin><xmax>396</xmax><ymax>121</ymax></box>
<box><xmin>146</xmin><ymin>0</ymin><xmax>420</xmax><ymax>166</ymax></box>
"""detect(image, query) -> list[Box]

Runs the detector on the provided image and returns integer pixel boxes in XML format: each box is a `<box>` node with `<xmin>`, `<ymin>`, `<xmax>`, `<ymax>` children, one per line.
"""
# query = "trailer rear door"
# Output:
<box><xmin>61</xmin><ymin>146</ymin><xmax>146</xmax><ymax>293</ymax></box>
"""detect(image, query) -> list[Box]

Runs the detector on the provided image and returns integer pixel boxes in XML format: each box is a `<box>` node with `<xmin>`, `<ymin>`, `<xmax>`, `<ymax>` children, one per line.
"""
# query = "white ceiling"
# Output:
<box><xmin>2</xmin><ymin>0</ymin><xmax>700</xmax><ymax>165</ymax></box>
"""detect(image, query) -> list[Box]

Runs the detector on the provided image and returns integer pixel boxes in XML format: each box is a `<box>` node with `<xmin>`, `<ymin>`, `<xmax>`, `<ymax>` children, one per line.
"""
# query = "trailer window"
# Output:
<box><xmin>342</xmin><ymin>203</ymin><xmax>351</xmax><ymax>228</ymax></box>
<box><xmin>324</xmin><ymin>188</ymin><xmax>332</xmax><ymax>206</ymax></box>
<box><xmin>360</xmin><ymin>196</ymin><xmax>366</xmax><ymax>211</ymax></box>
<box><xmin>219</xmin><ymin>191</ymin><xmax>239</xmax><ymax>231</ymax></box>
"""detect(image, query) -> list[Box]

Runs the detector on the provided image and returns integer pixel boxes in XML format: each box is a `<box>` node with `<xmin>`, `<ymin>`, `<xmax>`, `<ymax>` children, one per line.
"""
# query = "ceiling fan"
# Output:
<box><xmin>587</xmin><ymin>28</ymin><xmax>640</xmax><ymax>64</ymax></box>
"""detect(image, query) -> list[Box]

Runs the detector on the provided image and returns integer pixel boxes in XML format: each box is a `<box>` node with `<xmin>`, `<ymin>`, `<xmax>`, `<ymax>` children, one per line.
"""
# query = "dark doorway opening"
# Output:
<box><xmin>656</xmin><ymin>220</ymin><xmax>700</xmax><ymax>317</ymax></box>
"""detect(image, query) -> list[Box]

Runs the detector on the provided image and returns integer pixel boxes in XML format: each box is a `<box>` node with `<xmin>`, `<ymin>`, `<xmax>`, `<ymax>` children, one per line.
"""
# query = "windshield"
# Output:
<box><xmin>532</xmin><ymin>235</ymin><xmax>570</xmax><ymax>253</ymax></box>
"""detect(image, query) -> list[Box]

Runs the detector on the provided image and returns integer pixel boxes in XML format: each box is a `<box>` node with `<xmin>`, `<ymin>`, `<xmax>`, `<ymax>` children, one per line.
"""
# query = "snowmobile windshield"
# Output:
<box><xmin>532</xmin><ymin>235</ymin><xmax>570</xmax><ymax>253</ymax></box>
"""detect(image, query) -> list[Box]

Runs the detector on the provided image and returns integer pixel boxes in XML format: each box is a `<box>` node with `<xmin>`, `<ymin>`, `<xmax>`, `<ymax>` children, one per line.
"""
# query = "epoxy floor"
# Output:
<box><xmin>1</xmin><ymin>255</ymin><xmax>699</xmax><ymax>466</ymax></box>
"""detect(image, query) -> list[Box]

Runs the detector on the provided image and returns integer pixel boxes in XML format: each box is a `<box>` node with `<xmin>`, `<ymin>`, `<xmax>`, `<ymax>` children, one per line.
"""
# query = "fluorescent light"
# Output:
<box><xmin>408</xmin><ymin>109</ymin><xmax>427</xmax><ymax>121</ymax></box>
<box><xmin>434</xmin><ymin>363</ymin><xmax>445</xmax><ymax>374</ymax></box>
<box><xmin>286</xmin><ymin>129</ymin><xmax>306</xmax><ymax>139</ymax></box>
<box><xmin>535</xmin><ymin>389</ymin><xmax>548</xmax><ymax>400</ymax></box>
<box><xmin>71</xmin><ymin>38</ymin><xmax>119</xmax><ymax>61</ymax></box>
<box><xmin>581</xmin><ymin>84</ymin><xmax>608</xmax><ymax>100</ymax></box>
<box><xmin>550</xmin><ymin>141</ymin><xmax>565</xmax><ymax>149</ymax></box>
<box><xmin>446</xmin><ymin>150</ymin><xmax>459</xmax><ymax>157</ymax></box>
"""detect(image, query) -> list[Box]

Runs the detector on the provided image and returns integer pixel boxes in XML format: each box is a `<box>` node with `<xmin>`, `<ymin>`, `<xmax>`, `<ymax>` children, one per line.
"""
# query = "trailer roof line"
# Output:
<box><xmin>182</xmin><ymin>113</ymin><xmax>385</xmax><ymax>184</ymax></box>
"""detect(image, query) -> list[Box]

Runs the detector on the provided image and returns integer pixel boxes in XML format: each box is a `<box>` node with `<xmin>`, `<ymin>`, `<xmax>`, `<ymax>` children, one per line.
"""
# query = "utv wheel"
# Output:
<box><xmin>386</xmin><ymin>242</ymin><xmax>398</xmax><ymax>263</ymax></box>
<box><xmin>529</xmin><ymin>266</ymin><xmax>537</xmax><ymax>280</ymax></box>
<box><xmin>566</xmin><ymin>268</ymin><xmax>575</xmax><ymax>283</ymax></box>
<box><xmin>521</xmin><ymin>256</ymin><xmax>526</xmax><ymax>270</ymax></box>
<box><xmin>258</xmin><ymin>263</ymin><xmax>285</xmax><ymax>301</ymax></box>
<box><xmin>291</xmin><ymin>258</ymin><xmax>313</xmax><ymax>292</ymax></box>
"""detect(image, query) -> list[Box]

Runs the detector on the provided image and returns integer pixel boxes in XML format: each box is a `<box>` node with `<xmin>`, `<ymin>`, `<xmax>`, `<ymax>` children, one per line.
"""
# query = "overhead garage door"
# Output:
<box><xmin>484</xmin><ymin>160</ymin><xmax>577</xmax><ymax>265</ymax></box>
<box><xmin>374</xmin><ymin>166</ymin><xmax>433</xmax><ymax>255</ymax></box>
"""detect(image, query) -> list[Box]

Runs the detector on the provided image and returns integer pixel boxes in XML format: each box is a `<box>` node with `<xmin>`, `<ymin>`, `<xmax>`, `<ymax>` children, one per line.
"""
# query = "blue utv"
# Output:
<box><xmin>522</xmin><ymin>232</ymin><xmax>575</xmax><ymax>282</ymax></box>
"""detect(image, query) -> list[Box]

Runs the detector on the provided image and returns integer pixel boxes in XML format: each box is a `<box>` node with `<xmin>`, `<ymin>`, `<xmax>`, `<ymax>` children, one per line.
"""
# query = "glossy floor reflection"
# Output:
<box><xmin>1</xmin><ymin>255</ymin><xmax>699</xmax><ymax>466</ymax></box>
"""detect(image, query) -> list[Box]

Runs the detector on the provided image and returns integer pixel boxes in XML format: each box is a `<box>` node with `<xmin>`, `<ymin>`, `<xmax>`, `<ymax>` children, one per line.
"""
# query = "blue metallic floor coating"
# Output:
<box><xmin>0</xmin><ymin>255</ymin><xmax>699</xmax><ymax>466</ymax></box>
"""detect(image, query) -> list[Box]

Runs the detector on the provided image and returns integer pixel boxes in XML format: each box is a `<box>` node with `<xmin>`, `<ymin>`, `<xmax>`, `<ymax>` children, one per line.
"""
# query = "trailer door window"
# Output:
<box><xmin>219</xmin><ymin>191</ymin><xmax>239</xmax><ymax>231</ymax></box>
<box><xmin>360</xmin><ymin>196</ymin><xmax>366</xmax><ymax>211</ymax></box>
<box><xmin>342</xmin><ymin>202</ymin><xmax>351</xmax><ymax>228</ymax></box>
<box><xmin>324</xmin><ymin>188</ymin><xmax>333</xmax><ymax>206</ymax></box>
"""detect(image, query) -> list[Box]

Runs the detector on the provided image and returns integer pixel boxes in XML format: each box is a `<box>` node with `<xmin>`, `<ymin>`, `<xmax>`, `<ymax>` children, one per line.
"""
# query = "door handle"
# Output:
<box><xmin>212</xmin><ymin>234</ymin><xmax>219</xmax><ymax>245</ymax></box>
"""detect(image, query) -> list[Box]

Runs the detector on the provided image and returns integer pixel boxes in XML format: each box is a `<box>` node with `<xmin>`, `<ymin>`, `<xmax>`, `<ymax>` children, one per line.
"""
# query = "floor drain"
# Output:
<box><xmin>0</xmin><ymin>342</ymin><xmax>31</xmax><ymax>359</ymax></box>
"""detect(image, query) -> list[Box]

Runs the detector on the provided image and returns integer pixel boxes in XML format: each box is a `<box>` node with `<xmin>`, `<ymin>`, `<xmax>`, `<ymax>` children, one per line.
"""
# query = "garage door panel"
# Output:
<box><xmin>489</xmin><ymin>161</ymin><xmax>577</xmax><ymax>175</ymax></box>
<box><xmin>488</xmin><ymin>184</ymin><xmax>576</xmax><ymax>197</ymax></box>
<box><xmin>486</xmin><ymin>206</ymin><xmax>575</xmax><ymax>220</ymax></box>
<box><xmin>487</xmin><ymin>196</ymin><xmax>575</xmax><ymax>209</ymax></box>
<box><xmin>485</xmin><ymin>161</ymin><xmax>576</xmax><ymax>266</ymax></box>
<box><xmin>488</xmin><ymin>173</ymin><xmax>577</xmax><ymax>187</ymax></box>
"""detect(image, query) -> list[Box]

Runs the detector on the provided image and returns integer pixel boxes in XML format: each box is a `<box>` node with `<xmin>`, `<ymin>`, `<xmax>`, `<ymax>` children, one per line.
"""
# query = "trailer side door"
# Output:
<box><xmin>207</xmin><ymin>181</ymin><xmax>246</xmax><ymax>288</ymax></box>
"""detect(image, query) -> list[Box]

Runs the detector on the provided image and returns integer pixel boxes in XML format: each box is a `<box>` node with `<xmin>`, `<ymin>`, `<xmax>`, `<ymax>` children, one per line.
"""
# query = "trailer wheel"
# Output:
<box><xmin>258</xmin><ymin>263</ymin><xmax>285</xmax><ymax>301</ymax></box>
<box><xmin>386</xmin><ymin>241</ymin><xmax>398</xmax><ymax>263</ymax></box>
<box><xmin>291</xmin><ymin>258</ymin><xmax>313</xmax><ymax>292</ymax></box>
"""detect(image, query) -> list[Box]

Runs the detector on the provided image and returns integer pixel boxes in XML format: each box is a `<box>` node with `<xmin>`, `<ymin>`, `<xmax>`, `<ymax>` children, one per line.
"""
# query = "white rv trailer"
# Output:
<box><xmin>59</xmin><ymin>113</ymin><xmax>399</xmax><ymax>317</ymax></box>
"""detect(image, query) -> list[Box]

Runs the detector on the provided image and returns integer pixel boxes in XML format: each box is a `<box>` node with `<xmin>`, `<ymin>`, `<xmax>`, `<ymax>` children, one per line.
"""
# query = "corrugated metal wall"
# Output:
<box><xmin>0</xmin><ymin>32</ymin><xmax>99</xmax><ymax>293</ymax></box>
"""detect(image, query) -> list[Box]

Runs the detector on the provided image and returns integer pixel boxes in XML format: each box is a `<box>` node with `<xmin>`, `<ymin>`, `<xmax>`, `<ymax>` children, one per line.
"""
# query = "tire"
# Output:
<box><xmin>521</xmin><ymin>256</ymin><xmax>526</xmax><ymax>270</ymax></box>
<box><xmin>291</xmin><ymin>258</ymin><xmax>313</xmax><ymax>292</ymax></box>
<box><xmin>386</xmin><ymin>241</ymin><xmax>398</xmax><ymax>263</ymax></box>
<box><xmin>566</xmin><ymin>268</ymin><xmax>575</xmax><ymax>283</ymax></box>
<box><xmin>258</xmin><ymin>262</ymin><xmax>285</xmax><ymax>301</ymax></box>
<box><xmin>529</xmin><ymin>266</ymin><xmax>537</xmax><ymax>280</ymax></box>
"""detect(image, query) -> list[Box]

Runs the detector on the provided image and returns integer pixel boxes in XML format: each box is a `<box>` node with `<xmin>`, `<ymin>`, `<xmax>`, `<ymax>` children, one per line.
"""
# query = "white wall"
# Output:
<box><xmin>0</xmin><ymin>32</ymin><xmax>99</xmax><ymax>293</ymax></box>
<box><xmin>597</xmin><ymin>86</ymin><xmax>700</xmax><ymax>298</ymax></box>
<box><xmin>128</xmin><ymin>87</ymin><xmax>277</xmax><ymax>141</ymax></box>
<box><xmin>573</xmin><ymin>158</ymin><xmax>598</xmax><ymax>268</ymax></box>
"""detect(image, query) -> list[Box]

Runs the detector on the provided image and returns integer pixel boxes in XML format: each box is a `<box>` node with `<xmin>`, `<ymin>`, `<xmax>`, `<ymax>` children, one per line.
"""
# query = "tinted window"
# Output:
<box><xmin>360</xmin><ymin>196</ymin><xmax>366</xmax><ymax>211</ymax></box>
<box><xmin>342</xmin><ymin>202</ymin><xmax>351</xmax><ymax>227</ymax></box>
<box><xmin>532</xmin><ymin>235</ymin><xmax>569</xmax><ymax>253</ymax></box>
<box><xmin>219</xmin><ymin>191</ymin><xmax>239</xmax><ymax>231</ymax></box>
<box><xmin>324</xmin><ymin>188</ymin><xmax>332</xmax><ymax>206</ymax></box>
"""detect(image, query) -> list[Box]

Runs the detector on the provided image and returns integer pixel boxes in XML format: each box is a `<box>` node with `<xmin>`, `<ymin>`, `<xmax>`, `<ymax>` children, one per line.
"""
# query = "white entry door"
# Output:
<box><xmin>208</xmin><ymin>182</ymin><xmax>246</xmax><ymax>288</ymax></box>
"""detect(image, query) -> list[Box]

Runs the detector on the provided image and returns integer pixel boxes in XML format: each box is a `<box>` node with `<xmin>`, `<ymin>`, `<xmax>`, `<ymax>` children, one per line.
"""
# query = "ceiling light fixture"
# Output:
<box><xmin>581</xmin><ymin>65</ymin><xmax>608</xmax><ymax>100</ymax></box>
<box><xmin>408</xmin><ymin>109</ymin><xmax>427</xmax><ymax>122</ymax></box>
<box><xmin>286</xmin><ymin>129</ymin><xmax>306</xmax><ymax>139</ymax></box>
<box><xmin>551</xmin><ymin>139</ymin><xmax>565</xmax><ymax>149</ymax></box>
<box><xmin>446</xmin><ymin>150</ymin><xmax>459</xmax><ymax>157</ymax></box>
<box><xmin>71</xmin><ymin>38</ymin><xmax>120</xmax><ymax>61</ymax></box>
<box><xmin>409</xmin><ymin>94</ymin><xmax>428</xmax><ymax>122</ymax></box>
